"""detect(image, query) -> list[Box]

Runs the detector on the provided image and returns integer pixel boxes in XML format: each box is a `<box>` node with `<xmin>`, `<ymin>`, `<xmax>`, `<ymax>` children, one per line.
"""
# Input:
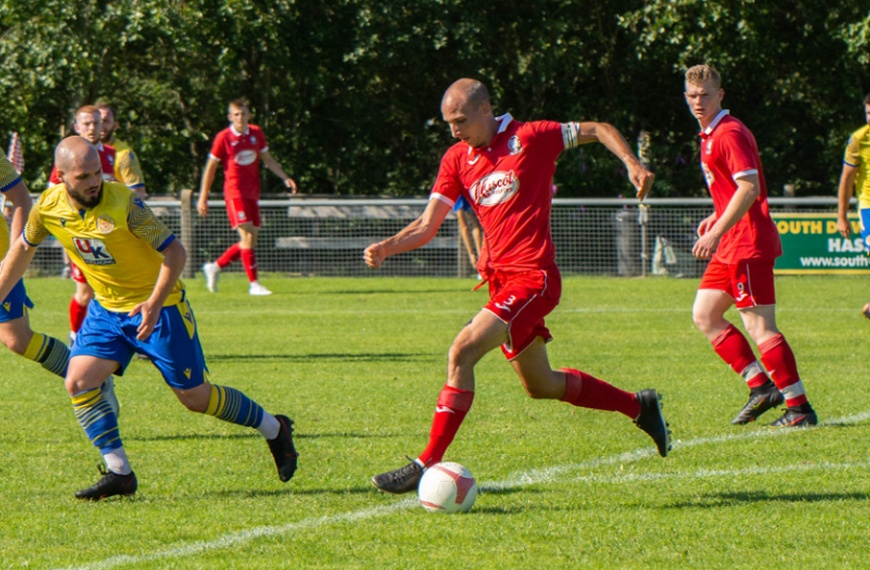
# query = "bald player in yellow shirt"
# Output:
<box><xmin>0</xmin><ymin>147</ymin><xmax>117</xmax><ymax>403</ymax></box>
<box><xmin>0</xmin><ymin>136</ymin><xmax>299</xmax><ymax>500</ymax></box>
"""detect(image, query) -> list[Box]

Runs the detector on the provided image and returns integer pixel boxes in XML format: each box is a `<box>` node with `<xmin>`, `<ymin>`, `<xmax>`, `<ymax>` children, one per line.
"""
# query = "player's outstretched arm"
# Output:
<box><xmin>4</xmin><ymin>180</ymin><xmax>33</xmax><ymax>241</ymax></box>
<box><xmin>572</xmin><ymin>121</ymin><xmax>654</xmax><ymax>201</ymax></box>
<box><xmin>0</xmin><ymin>235</ymin><xmax>37</xmax><ymax>301</ymax></box>
<box><xmin>837</xmin><ymin>164</ymin><xmax>858</xmax><ymax>239</ymax></box>
<box><xmin>197</xmin><ymin>159</ymin><xmax>220</xmax><ymax>218</ymax></box>
<box><xmin>364</xmin><ymin>198</ymin><xmax>451</xmax><ymax>269</ymax></box>
<box><xmin>261</xmin><ymin>150</ymin><xmax>297</xmax><ymax>194</ymax></box>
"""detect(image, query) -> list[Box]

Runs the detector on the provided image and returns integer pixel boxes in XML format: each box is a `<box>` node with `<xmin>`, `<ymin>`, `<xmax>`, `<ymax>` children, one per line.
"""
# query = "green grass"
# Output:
<box><xmin>1</xmin><ymin>273</ymin><xmax>868</xmax><ymax>569</ymax></box>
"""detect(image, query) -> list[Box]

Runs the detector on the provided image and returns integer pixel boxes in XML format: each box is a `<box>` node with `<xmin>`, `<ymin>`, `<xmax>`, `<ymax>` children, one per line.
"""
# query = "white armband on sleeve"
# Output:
<box><xmin>562</xmin><ymin>122</ymin><xmax>582</xmax><ymax>150</ymax></box>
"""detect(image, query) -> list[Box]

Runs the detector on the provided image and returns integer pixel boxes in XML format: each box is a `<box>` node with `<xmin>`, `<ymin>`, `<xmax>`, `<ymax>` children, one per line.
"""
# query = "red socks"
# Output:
<box><xmin>713</xmin><ymin>325</ymin><xmax>809</xmax><ymax>408</ymax></box>
<box><xmin>711</xmin><ymin>325</ymin><xmax>769</xmax><ymax>389</ymax></box>
<box><xmin>69</xmin><ymin>298</ymin><xmax>88</xmax><ymax>333</ymax></box>
<box><xmin>216</xmin><ymin>244</ymin><xmax>258</xmax><ymax>283</ymax></box>
<box><xmin>240</xmin><ymin>248</ymin><xmax>258</xmax><ymax>283</ymax></box>
<box><xmin>418</xmin><ymin>385</ymin><xmax>474</xmax><ymax>466</ymax></box>
<box><xmin>560</xmin><ymin>368</ymin><xmax>640</xmax><ymax>419</ymax></box>
<box><xmin>758</xmin><ymin>333</ymin><xmax>808</xmax><ymax>407</ymax></box>
<box><xmin>216</xmin><ymin>243</ymin><xmax>241</xmax><ymax>268</ymax></box>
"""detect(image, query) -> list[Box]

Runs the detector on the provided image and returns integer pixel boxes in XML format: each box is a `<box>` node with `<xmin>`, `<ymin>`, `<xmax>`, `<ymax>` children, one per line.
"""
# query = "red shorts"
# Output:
<box><xmin>698</xmin><ymin>257</ymin><xmax>777</xmax><ymax>309</ymax></box>
<box><xmin>485</xmin><ymin>263</ymin><xmax>562</xmax><ymax>360</ymax></box>
<box><xmin>71</xmin><ymin>262</ymin><xmax>87</xmax><ymax>284</ymax></box>
<box><xmin>226</xmin><ymin>198</ymin><xmax>261</xmax><ymax>229</ymax></box>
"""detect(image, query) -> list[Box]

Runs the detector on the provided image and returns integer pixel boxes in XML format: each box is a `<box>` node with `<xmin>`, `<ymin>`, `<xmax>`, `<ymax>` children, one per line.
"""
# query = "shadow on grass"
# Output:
<box><xmin>668</xmin><ymin>490</ymin><xmax>870</xmax><ymax>509</ymax></box>
<box><xmin>295</xmin><ymin>287</ymin><xmax>472</xmax><ymax>296</ymax></box>
<box><xmin>130</xmin><ymin>431</ymin><xmax>393</xmax><ymax>442</ymax></box>
<box><xmin>206</xmin><ymin>352</ymin><xmax>436</xmax><ymax>363</ymax></box>
<box><xmin>214</xmin><ymin>485</ymin><xmax>538</xmax><ymax>501</ymax></box>
<box><xmin>466</xmin><ymin>505</ymin><xmax>533</xmax><ymax>515</ymax></box>
<box><xmin>211</xmin><ymin>486</ymin><xmax>381</xmax><ymax>499</ymax></box>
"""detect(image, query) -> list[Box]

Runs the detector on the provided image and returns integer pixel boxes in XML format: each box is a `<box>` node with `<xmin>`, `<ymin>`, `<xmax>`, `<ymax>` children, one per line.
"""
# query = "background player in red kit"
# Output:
<box><xmin>685</xmin><ymin>64</ymin><xmax>817</xmax><ymax>427</ymax></box>
<box><xmin>364</xmin><ymin>78</ymin><xmax>669</xmax><ymax>494</ymax></box>
<box><xmin>49</xmin><ymin>105</ymin><xmax>117</xmax><ymax>347</ymax></box>
<box><xmin>198</xmin><ymin>98</ymin><xmax>297</xmax><ymax>296</ymax></box>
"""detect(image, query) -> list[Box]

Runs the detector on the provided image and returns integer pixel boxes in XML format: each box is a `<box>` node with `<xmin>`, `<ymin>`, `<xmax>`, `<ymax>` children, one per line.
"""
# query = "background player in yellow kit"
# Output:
<box><xmin>97</xmin><ymin>101</ymin><xmax>148</xmax><ymax>200</ymax></box>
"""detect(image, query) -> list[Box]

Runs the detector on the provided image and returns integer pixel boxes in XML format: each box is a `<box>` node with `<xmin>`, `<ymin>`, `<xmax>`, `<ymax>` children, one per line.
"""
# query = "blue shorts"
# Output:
<box><xmin>453</xmin><ymin>195</ymin><xmax>473</xmax><ymax>213</ymax></box>
<box><xmin>0</xmin><ymin>279</ymin><xmax>34</xmax><ymax>323</ymax></box>
<box><xmin>71</xmin><ymin>295</ymin><xmax>209</xmax><ymax>390</ymax></box>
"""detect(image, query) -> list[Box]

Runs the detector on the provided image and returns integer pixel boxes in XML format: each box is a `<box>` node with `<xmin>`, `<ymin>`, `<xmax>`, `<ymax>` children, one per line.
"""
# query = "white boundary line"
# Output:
<box><xmin>57</xmin><ymin>411</ymin><xmax>870</xmax><ymax>570</ymax></box>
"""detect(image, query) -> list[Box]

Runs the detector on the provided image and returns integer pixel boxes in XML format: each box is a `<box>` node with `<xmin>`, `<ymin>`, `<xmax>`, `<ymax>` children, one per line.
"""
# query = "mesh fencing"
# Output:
<box><xmin>26</xmin><ymin>196</ymin><xmax>841</xmax><ymax>280</ymax></box>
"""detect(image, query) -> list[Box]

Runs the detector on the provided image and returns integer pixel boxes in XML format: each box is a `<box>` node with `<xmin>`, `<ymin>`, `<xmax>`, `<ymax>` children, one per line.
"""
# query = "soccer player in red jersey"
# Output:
<box><xmin>198</xmin><ymin>98</ymin><xmax>297</xmax><ymax>296</ymax></box>
<box><xmin>685</xmin><ymin>64</ymin><xmax>817</xmax><ymax>427</ymax></box>
<box><xmin>49</xmin><ymin>105</ymin><xmax>118</xmax><ymax>347</ymax></box>
<box><xmin>364</xmin><ymin>78</ymin><xmax>669</xmax><ymax>494</ymax></box>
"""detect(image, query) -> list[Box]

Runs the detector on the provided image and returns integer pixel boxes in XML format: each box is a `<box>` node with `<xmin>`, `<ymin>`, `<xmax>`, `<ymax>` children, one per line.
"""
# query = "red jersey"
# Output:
<box><xmin>431</xmin><ymin>115</ymin><xmax>571</xmax><ymax>273</ymax></box>
<box><xmin>699</xmin><ymin>111</ymin><xmax>782</xmax><ymax>263</ymax></box>
<box><xmin>209</xmin><ymin>124</ymin><xmax>268</xmax><ymax>201</ymax></box>
<box><xmin>49</xmin><ymin>142</ymin><xmax>116</xmax><ymax>185</ymax></box>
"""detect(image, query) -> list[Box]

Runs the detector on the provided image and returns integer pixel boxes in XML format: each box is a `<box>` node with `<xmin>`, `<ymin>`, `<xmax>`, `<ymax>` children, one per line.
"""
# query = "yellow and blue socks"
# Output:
<box><xmin>71</xmin><ymin>386</ymin><xmax>131</xmax><ymax>474</ymax></box>
<box><xmin>23</xmin><ymin>332</ymin><xmax>69</xmax><ymax>379</ymax></box>
<box><xmin>204</xmin><ymin>384</ymin><xmax>279</xmax><ymax>439</ymax></box>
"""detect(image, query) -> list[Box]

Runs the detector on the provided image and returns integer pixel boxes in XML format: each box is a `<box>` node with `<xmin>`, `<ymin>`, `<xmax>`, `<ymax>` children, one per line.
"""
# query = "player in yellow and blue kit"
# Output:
<box><xmin>0</xmin><ymin>136</ymin><xmax>298</xmax><ymax>500</ymax></box>
<box><xmin>0</xmin><ymin>147</ymin><xmax>118</xmax><ymax>405</ymax></box>
<box><xmin>836</xmin><ymin>93</ymin><xmax>870</xmax><ymax>249</ymax></box>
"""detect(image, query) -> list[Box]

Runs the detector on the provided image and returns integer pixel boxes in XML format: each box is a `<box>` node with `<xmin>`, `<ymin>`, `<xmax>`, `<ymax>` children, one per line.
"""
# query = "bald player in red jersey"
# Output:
<box><xmin>685</xmin><ymin>64</ymin><xmax>817</xmax><ymax>427</ymax></box>
<box><xmin>364</xmin><ymin>78</ymin><xmax>669</xmax><ymax>495</ymax></box>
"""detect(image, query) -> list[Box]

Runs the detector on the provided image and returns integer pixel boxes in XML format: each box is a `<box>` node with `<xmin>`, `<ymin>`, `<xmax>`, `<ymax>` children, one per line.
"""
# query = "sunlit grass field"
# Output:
<box><xmin>1</xmin><ymin>273</ymin><xmax>868</xmax><ymax>569</ymax></box>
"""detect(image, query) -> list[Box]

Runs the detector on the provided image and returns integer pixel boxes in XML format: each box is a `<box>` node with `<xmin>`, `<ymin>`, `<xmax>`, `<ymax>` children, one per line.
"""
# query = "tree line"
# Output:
<box><xmin>1</xmin><ymin>0</ymin><xmax>868</xmax><ymax>198</ymax></box>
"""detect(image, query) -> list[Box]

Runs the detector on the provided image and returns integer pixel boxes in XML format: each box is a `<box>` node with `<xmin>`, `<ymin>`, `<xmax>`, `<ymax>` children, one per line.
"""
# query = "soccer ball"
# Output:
<box><xmin>418</xmin><ymin>462</ymin><xmax>477</xmax><ymax>513</ymax></box>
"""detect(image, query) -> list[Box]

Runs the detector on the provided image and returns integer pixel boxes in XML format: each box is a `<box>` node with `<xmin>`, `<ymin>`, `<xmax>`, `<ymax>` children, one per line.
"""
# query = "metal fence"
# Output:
<box><xmin>27</xmin><ymin>195</ymin><xmax>842</xmax><ymax>279</ymax></box>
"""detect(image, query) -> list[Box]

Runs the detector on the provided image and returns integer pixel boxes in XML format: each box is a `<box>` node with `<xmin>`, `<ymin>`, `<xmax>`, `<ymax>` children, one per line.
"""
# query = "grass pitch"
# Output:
<box><xmin>1</xmin><ymin>273</ymin><xmax>868</xmax><ymax>569</ymax></box>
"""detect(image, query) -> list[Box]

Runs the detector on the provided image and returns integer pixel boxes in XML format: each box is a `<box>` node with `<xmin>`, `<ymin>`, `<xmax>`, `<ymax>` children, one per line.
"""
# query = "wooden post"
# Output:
<box><xmin>180</xmin><ymin>189</ymin><xmax>195</xmax><ymax>279</ymax></box>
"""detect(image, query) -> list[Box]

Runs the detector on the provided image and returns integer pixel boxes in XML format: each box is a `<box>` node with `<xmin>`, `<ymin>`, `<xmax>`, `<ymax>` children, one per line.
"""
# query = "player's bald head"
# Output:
<box><xmin>55</xmin><ymin>136</ymin><xmax>98</xmax><ymax>173</ymax></box>
<box><xmin>442</xmin><ymin>78</ymin><xmax>490</xmax><ymax>110</ymax></box>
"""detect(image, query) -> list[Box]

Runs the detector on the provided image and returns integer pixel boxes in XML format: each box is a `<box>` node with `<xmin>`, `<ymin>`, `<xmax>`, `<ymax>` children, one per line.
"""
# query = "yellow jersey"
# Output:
<box><xmin>111</xmin><ymin>138</ymin><xmax>146</xmax><ymax>192</ymax></box>
<box><xmin>0</xmin><ymin>148</ymin><xmax>23</xmax><ymax>257</ymax></box>
<box><xmin>24</xmin><ymin>181</ymin><xmax>183</xmax><ymax>311</ymax></box>
<box><xmin>844</xmin><ymin>125</ymin><xmax>870</xmax><ymax>208</ymax></box>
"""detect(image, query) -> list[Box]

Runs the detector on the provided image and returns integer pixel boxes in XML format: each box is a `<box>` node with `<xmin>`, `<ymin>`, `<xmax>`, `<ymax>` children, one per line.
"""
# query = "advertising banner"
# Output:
<box><xmin>772</xmin><ymin>212</ymin><xmax>870</xmax><ymax>274</ymax></box>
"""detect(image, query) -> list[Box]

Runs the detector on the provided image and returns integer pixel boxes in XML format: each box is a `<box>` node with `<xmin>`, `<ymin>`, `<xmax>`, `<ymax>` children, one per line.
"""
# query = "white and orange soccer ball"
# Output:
<box><xmin>417</xmin><ymin>462</ymin><xmax>477</xmax><ymax>513</ymax></box>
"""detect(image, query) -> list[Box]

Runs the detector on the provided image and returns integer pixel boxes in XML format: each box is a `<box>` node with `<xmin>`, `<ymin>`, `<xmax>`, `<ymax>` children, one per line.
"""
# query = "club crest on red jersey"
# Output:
<box><xmin>507</xmin><ymin>135</ymin><xmax>523</xmax><ymax>155</ymax></box>
<box><xmin>470</xmin><ymin>170</ymin><xmax>520</xmax><ymax>206</ymax></box>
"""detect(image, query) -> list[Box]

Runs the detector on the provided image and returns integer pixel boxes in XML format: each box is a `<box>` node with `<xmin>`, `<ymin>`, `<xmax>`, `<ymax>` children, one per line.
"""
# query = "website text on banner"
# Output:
<box><xmin>773</xmin><ymin>213</ymin><xmax>870</xmax><ymax>274</ymax></box>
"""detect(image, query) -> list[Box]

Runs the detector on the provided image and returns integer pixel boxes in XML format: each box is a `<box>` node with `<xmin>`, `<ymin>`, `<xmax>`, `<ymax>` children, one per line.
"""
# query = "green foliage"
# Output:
<box><xmin>1</xmin><ymin>1</ymin><xmax>869</xmax><ymax>197</ymax></box>
<box><xmin>621</xmin><ymin>0</ymin><xmax>870</xmax><ymax>196</ymax></box>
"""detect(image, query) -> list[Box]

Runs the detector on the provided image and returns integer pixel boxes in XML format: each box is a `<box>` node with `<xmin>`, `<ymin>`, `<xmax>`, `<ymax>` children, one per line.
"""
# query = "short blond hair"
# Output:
<box><xmin>685</xmin><ymin>65</ymin><xmax>721</xmax><ymax>89</ymax></box>
<box><xmin>228</xmin><ymin>97</ymin><xmax>249</xmax><ymax>114</ymax></box>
